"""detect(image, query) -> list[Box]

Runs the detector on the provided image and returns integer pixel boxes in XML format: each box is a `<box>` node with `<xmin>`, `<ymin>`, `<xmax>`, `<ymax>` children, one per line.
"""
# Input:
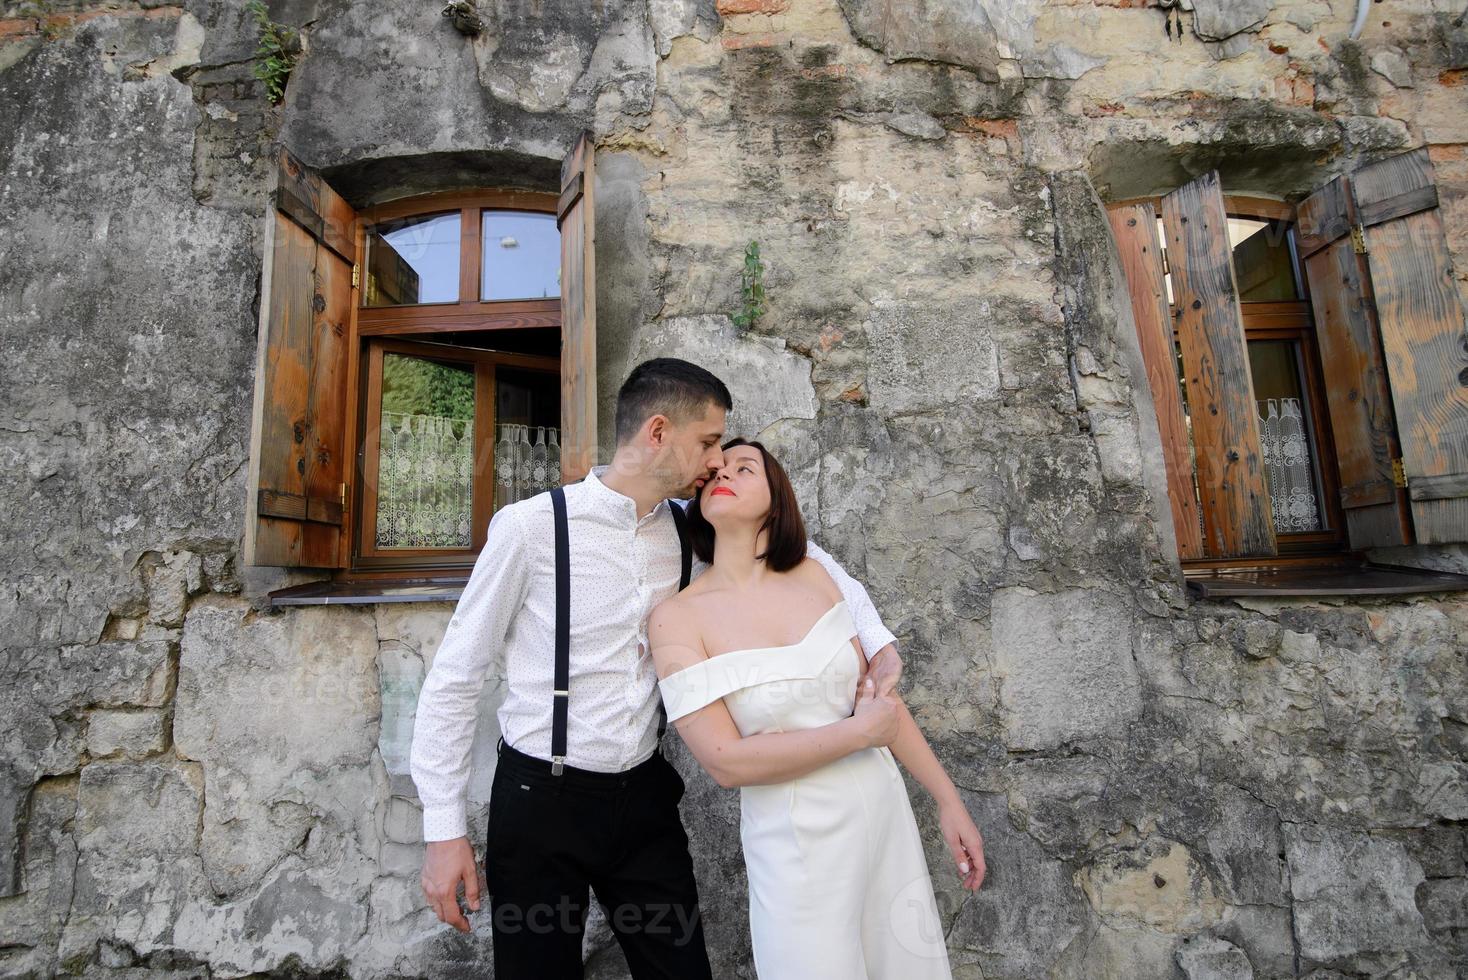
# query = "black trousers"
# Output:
<box><xmin>484</xmin><ymin>740</ymin><xmax>714</xmax><ymax>980</ymax></box>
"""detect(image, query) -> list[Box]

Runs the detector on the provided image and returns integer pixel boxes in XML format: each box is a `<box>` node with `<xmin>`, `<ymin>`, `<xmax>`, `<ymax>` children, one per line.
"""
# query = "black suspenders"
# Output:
<box><xmin>661</xmin><ymin>500</ymin><xmax>693</xmax><ymax>743</ymax></box>
<box><xmin>549</xmin><ymin>487</ymin><xmax>692</xmax><ymax>776</ymax></box>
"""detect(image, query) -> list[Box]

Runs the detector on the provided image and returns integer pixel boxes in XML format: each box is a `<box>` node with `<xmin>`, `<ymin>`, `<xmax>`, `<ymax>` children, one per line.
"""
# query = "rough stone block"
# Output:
<box><xmin>1079</xmin><ymin>838</ymin><xmax>1225</xmax><ymax>934</ymax></box>
<box><xmin>866</xmin><ymin>301</ymin><xmax>1001</xmax><ymax>415</ymax></box>
<box><xmin>1285</xmin><ymin>824</ymin><xmax>1432</xmax><ymax>967</ymax></box>
<box><xmin>384</xmin><ymin>795</ymin><xmax>424</xmax><ymax>845</ymax></box>
<box><xmin>990</xmin><ymin>586</ymin><xmax>1142</xmax><ymax>750</ymax></box>
<box><xmin>85</xmin><ymin>709</ymin><xmax>167</xmax><ymax>759</ymax></box>
<box><xmin>630</xmin><ymin>315</ymin><xmax>818</xmax><ymax>439</ymax></box>
<box><xmin>1175</xmin><ymin>934</ymin><xmax>1254</xmax><ymax>980</ymax></box>
<box><xmin>378</xmin><ymin>840</ymin><xmax>423</xmax><ymax>878</ymax></box>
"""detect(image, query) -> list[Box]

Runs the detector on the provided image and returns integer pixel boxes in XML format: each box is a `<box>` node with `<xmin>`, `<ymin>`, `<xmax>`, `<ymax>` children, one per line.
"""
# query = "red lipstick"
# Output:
<box><xmin>710</xmin><ymin>486</ymin><xmax>735</xmax><ymax>497</ymax></box>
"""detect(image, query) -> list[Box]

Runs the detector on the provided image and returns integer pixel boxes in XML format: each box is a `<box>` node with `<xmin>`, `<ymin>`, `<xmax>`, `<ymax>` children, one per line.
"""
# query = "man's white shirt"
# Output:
<box><xmin>409</xmin><ymin>464</ymin><xmax>898</xmax><ymax>842</ymax></box>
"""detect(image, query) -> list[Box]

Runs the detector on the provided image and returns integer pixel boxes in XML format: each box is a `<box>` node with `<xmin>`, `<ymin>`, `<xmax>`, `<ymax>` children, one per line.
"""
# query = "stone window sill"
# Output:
<box><xmin>1184</xmin><ymin>559</ymin><xmax>1468</xmax><ymax>599</ymax></box>
<box><xmin>268</xmin><ymin>577</ymin><xmax>467</xmax><ymax>606</ymax></box>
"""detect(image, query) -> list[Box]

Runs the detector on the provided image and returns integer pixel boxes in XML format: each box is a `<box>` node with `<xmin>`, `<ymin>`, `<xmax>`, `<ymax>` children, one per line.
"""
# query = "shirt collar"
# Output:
<box><xmin>584</xmin><ymin>465</ymin><xmax>669</xmax><ymax>525</ymax></box>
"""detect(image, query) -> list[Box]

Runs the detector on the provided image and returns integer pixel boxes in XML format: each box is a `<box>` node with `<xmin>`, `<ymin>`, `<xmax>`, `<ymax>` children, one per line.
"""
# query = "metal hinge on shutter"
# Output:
<box><xmin>351</xmin><ymin>264</ymin><xmax>360</xmax><ymax>288</ymax></box>
<box><xmin>1351</xmin><ymin>224</ymin><xmax>1368</xmax><ymax>255</ymax></box>
<box><xmin>1392</xmin><ymin>458</ymin><xmax>1408</xmax><ymax>487</ymax></box>
<box><xmin>339</xmin><ymin>482</ymin><xmax>348</xmax><ymax>511</ymax></box>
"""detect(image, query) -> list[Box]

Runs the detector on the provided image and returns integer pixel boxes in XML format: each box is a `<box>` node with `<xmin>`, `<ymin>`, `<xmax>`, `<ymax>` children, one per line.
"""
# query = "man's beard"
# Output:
<box><xmin>669</xmin><ymin>476</ymin><xmax>707</xmax><ymax>502</ymax></box>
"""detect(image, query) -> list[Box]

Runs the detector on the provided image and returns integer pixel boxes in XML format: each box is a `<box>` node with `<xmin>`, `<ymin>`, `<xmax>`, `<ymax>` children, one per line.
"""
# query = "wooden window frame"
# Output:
<box><xmin>1112</xmin><ymin>192</ymin><xmax>1354</xmax><ymax>571</ymax></box>
<box><xmin>342</xmin><ymin>189</ymin><xmax>563</xmax><ymax>577</ymax></box>
<box><xmin>354</xmin><ymin>337</ymin><xmax>558</xmax><ymax>570</ymax></box>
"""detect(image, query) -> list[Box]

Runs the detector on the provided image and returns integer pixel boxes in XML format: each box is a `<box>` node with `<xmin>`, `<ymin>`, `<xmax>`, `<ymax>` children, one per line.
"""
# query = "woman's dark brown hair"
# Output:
<box><xmin>687</xmin><ymin>438</ymin><xmax>807</xmax><ymax>572</ymax></box>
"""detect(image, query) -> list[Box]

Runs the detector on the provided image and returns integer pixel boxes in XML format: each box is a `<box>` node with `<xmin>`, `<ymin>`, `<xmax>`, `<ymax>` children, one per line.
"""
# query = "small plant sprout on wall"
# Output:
<box><xmin>732</xmin><ymin>240</ymin><xmax>766</xmax><ymax>332</ymax></box>
<box><xmin>247</xmin><ymin>0</ymin><xmax>299</xmax><ymax>105</ymax></box>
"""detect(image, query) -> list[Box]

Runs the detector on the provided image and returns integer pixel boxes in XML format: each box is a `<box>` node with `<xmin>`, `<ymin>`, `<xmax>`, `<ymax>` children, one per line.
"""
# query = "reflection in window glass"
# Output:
<box><xmin>1154</xmin><ymin>215</ymin><xmax>1304</xmax><ymax>304</ymax></box>
<box><xmin>365</xmin><ymin>213</ymin><xmax>461</xmax><ymax>306</ymax></box>
<box><xmin>1228</xmin><ymin>217</ymin><xmax>1301</xmax><ymax>301</ymax></box>
<box><xmin>1248</xmin><ymin>340</ymin><xmax>1324</xmax><ymax>533</ymax></box>
<box><xmin>482</xmin><ymin>211</ymin><xmax>560</xmax><ymax>301</ymax></box>
<box><xmin>376</xmin><ymin>354</ymin><xmax>475</xmax><ymax>548</ymax></box>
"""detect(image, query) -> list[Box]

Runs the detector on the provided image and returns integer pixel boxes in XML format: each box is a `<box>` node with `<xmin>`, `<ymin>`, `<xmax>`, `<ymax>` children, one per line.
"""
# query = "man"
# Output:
<box><xmin>411</xmin><ymin>357</ymin><xmax>905</xmax><ymax>979</ymax></box>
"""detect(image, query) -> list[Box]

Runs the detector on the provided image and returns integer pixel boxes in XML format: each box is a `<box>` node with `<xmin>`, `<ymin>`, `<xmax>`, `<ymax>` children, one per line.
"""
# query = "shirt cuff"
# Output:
<box><xmin>857</xmin><ymin>623</ymin><xmax>897</xmax><ymax>662</ymax></box>
<box><xmin>422</xmin><ymin>803</ymin><xmax>468</xmax><ymax>842</ymax></box>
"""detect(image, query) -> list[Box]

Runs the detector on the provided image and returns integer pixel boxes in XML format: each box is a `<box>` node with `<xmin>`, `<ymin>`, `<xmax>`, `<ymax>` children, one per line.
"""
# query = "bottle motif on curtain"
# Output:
<box><xmin>531</xmin><ymin>426</ymin><xmax>549</xmax><ymax>491</ymax></box>
<box><xmin>514</xmin><ymin>425</ymin><xmax>533</xmax><ymax>501</ymax></box>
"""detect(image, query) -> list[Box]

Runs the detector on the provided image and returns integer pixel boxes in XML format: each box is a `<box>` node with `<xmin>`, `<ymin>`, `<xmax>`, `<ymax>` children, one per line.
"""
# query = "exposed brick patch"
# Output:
<box><xmin>0</xmin><ymin>19</ymin><xmax>39</xmax><ymax>39</ymax></box>
<box><xmin>1441</xmin><ymin>68</ymin><xmax>1467</xmax><ymax>87</ymax></box>
<box><xmin>944</xmin><ymin>115</ymin><xmax>1021</xmax><ymax>154</ymax></box>
<box><xmin>1273</xmin><ymin>74</ymin><xmax>1315</xmax><ymax>107</ymax></box>
<box><xmin>959</xmin><ymin>117</ymin><xmax>1019</xmax><ymax>141</ymax></box>
<box><xmin>2</xmin><ymin>4</ymin><xmax>181</xmax><ymax>43</ymax></box>
<box><xmin>816</xmin><ymin>324</ymin><xmax>844</xmax><ymax>353</ymax></box>
<box><xmin>721</xmin><ymin>32</ymin><xmax>782</xmax><ymax>50</ymax></box>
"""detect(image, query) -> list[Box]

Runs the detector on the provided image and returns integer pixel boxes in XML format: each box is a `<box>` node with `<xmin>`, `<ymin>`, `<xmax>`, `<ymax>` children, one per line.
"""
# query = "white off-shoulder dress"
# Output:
<box><xmin>658</xmin><ymin>600</ymin><xmax>953</xmax><ymax>980</ymax></box>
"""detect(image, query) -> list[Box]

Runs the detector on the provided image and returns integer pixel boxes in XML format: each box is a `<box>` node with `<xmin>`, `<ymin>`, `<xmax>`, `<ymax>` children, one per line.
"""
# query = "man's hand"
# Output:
<box><xmin>422</xmin><ymin>836</ymin><xmax>480</xmax><ymax>932</ymax></box>
<box><xmin>852</xmin><ymin>677</ymin><xmax>901</xmax><ymax>748</ymax></box>
<box><xmin>867</xmin><ymin>643</ymin><xmax>903</xmax><ymax>698</ymax></box>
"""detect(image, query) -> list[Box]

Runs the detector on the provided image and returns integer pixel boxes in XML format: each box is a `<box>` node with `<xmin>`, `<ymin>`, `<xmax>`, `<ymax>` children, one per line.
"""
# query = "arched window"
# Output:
<box><xmin>245</xmin><ymin>137</ymin><xmax>600</xmax><ymax>599</ymax></box>
<box><xmin>354</xmin><ymin>191</ymin><xmax>564</xmax><ymax>570</ymax></box>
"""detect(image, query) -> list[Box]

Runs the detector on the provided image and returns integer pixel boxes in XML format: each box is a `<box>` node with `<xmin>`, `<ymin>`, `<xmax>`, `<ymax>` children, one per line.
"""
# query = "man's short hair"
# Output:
<box><xmin>614</xmin><ymin>358</ymin><xmax>733</xmax><ymax>446</ymax></box>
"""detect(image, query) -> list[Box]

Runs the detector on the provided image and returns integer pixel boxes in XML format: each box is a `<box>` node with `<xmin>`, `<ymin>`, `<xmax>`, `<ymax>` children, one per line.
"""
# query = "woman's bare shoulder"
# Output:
<box><xmin>649</xmin><ymin>589</ymin><xmax>695</xmax><ymax>635</ymax></box>
<box><xmin>647</xmin><ymin>592</ymin><xmax>709</xmax><ymax>676</ymax></box>
<box><xmin>787</xmin><ymin>555</ymin><xmax>843</xmax><ymax>604</ymax></box>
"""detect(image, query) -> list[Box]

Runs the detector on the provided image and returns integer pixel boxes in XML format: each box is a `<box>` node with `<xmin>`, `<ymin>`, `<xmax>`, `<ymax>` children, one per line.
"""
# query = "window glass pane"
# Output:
<box><xmin>376</xmin><ymin>353</ymin><xmax>475</xmax><ymax>548</ymax></box>
<box><xmin>482</xmin><ymin>210</ymin><xmax>560</xmax><ymax>301</ymax></box>
<box><xmin>494</xmin><ymin>367</ymin><xmax>561</xmax><ymax>510</ymax></box>
<box><xmin>365</xmin><ymin>212</ymin><xmax>460</xmax><ymax>306</ymax></box>
<box><xmin>1228</xmin><ymin>217</ymin><xmax>1301</xmax><ymax>301</ymax></box>
<box><xmin>1248</xmin><ymin>340</ymin><xmax>1325</xmax><ymax>533</ymax></box>
<box><xmin>1155</xmin><ymin>215</ymin><xmax>1304</xmax><ymax>305</ymax></box>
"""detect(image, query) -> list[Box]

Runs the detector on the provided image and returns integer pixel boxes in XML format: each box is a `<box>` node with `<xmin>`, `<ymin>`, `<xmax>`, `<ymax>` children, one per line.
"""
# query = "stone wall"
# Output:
<box><xmin>1</xmin><ymin>0</ymin><xmax>1465</xmax><ymax>977</ymax></box>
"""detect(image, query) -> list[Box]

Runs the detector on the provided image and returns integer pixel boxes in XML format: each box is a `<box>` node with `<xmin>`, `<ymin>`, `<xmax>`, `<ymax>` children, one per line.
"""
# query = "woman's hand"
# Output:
<box><xmin>938</xmin><ymin>801</ymin><xmax>986</xmax><ymax>892</ymax></box>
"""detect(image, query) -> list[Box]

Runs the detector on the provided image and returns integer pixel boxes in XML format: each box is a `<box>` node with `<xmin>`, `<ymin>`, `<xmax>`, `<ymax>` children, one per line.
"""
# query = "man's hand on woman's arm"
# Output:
<box><xmin>650</xmin><ymin>601</ymin><xmax>903</xmax><ymax>788</ymax></box>
<box><xmin>867</xmin><ymin>642</ymin><xmax>903</xmax><ymax>697</ymax></box>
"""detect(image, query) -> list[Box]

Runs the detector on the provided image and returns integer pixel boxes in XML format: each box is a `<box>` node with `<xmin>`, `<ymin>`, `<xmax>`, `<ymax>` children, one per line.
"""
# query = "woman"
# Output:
<box><xmin>648</xmin><ymin>438</ymin><xmax>986</xmax><ymax>979</ymax></box>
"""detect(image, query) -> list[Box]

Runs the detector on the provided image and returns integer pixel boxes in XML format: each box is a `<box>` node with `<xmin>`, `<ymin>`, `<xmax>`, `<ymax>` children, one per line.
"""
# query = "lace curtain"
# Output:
<box><xmin>1258</xmin><ymin>397</ymin><xmax>1320</xmax><ymax>533</ymax></box>
<box><xmin>376</xmin><ymin>411</ymin><xmax>475</xmax><ymax>548</ymax></box>
<box><xmin>495</xmin><ymin>424</ymin><xmax>561</xmax><ymax>509</ymax></box>
<box><xmin>376</xmin><ymin>415</ymin><xmax>563</xmax><ymax>549</ymax></box>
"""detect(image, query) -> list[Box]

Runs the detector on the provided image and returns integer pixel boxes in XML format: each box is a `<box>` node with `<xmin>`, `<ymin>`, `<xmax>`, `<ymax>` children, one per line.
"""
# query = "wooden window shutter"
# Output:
<box><xmin>1107</xmin><ymin>203</ymin><xmax>1206</xmax><ymax>559</ymax></box>
<box><xmin>1295</xmin><ymin>174</ymin><xmax>1414</xmax><ymax>549</ymax></box>
<box><xmin>1350</xmin><ymin>149</ymin><xmax>1468</xmax><ymax>544</ymax></box>
<box><xmin>1160</xmin><ymin>171</ymin><xmax>1278</xmax><ymax>559</ymax></box>
<box><xmin>244</xmin><ymin>148</ymin><xmax>357</xmax><ymax>568</ymax></box>
<box><xmin>557</xmin><ymin>131</ymin><xmax>597</xmax><ymax>482</ymax></box>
